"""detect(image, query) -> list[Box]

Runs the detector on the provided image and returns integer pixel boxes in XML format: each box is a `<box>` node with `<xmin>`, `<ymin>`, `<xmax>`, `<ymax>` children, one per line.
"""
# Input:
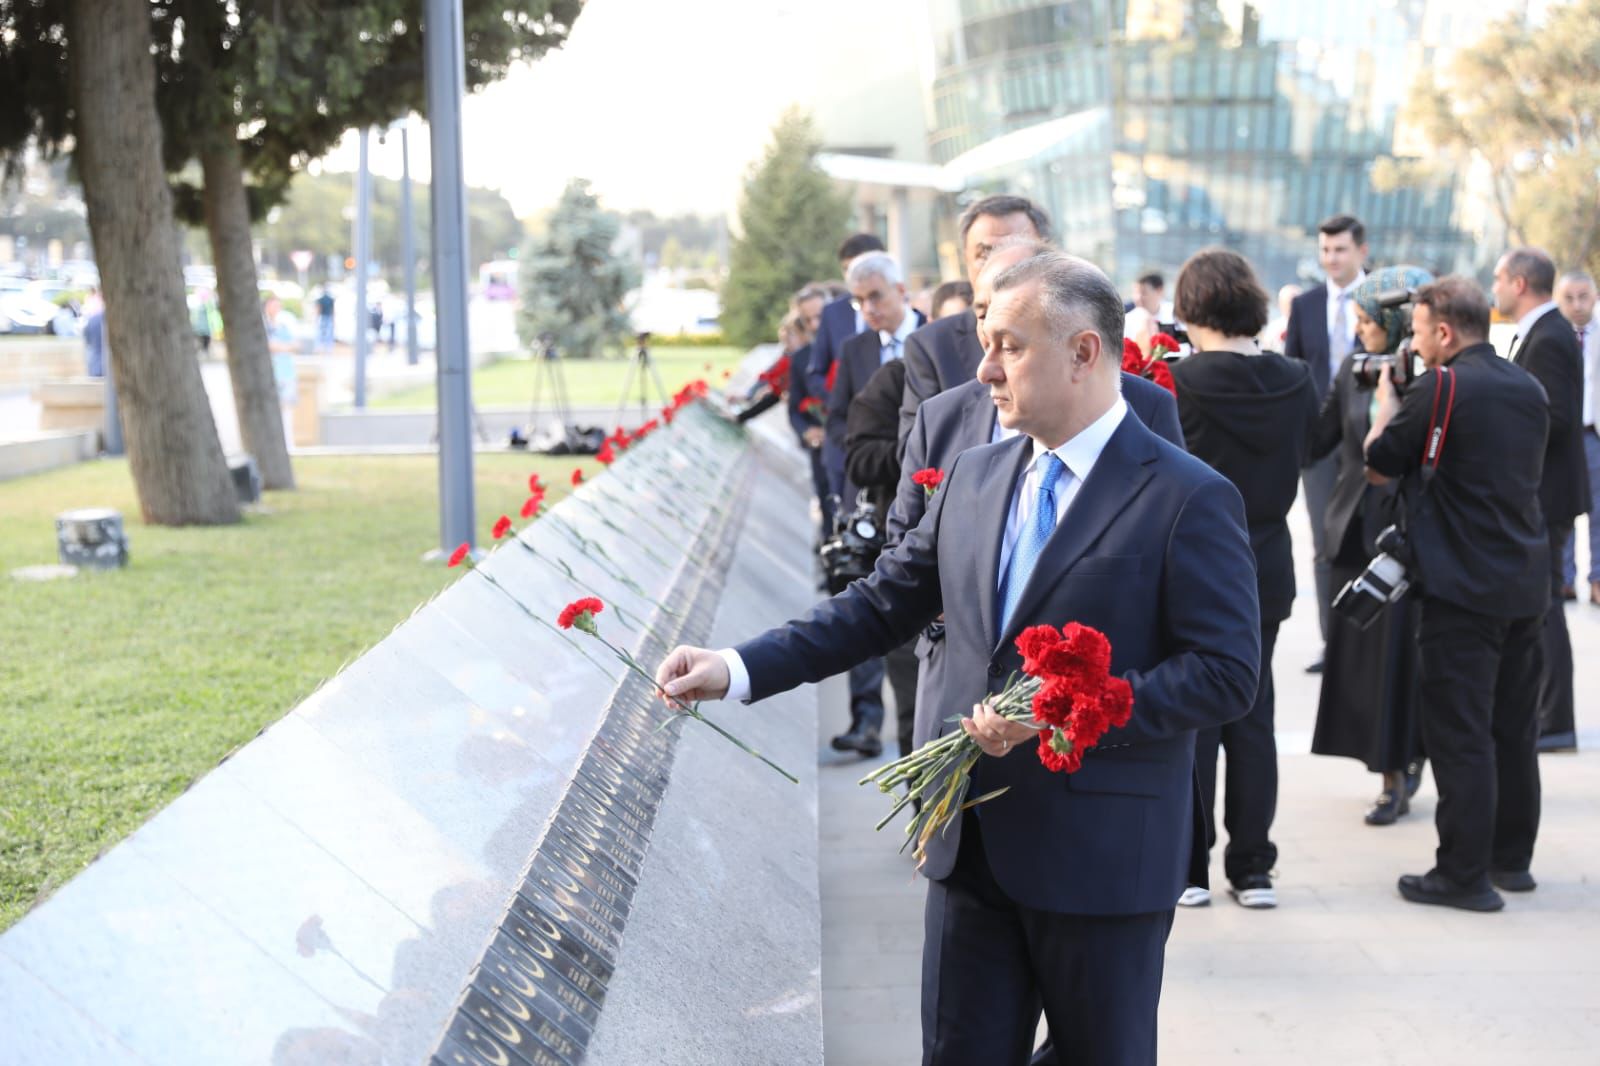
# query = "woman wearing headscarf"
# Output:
<box><xmin>1310</xmin><ymin>265</ymin><xmax>1431</xmax><ymax>825</ymax></box>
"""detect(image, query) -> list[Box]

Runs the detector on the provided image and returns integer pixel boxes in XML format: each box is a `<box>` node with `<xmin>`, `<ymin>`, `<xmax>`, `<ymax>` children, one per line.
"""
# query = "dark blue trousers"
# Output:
<box><xmin>922</xmin><ymin>816</ymin><xmax>1173</xmax><ymax>1066</ymax></box>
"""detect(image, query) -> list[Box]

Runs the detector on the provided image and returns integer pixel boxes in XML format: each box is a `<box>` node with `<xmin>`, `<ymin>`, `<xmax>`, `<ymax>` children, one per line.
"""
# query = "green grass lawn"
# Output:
<box><xmin>0</xmin><ymin>452</ymin><xmax>586</xmax><ymax>930</ymax></box>
<box><xmin>373</xmin><ymin>345</ymin><xmax>747</xmax><ymax>408</ymax></box>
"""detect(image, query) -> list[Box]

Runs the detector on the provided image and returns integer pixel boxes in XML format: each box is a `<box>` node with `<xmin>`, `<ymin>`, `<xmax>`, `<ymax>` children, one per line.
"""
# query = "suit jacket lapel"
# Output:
<box><xmin>995</xmin><ymin>415</ymin><xmax>1159</xmax><ymax>652</ymax></box>
<box><xmin>974</xmin><ymin>436</ymin><xmax>1034</xmax><ymax>651</ymax></box>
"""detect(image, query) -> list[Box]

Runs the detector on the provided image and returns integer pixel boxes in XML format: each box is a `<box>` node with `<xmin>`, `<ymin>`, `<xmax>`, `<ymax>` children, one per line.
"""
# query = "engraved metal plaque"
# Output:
<box><xmin>501</xmin><ymin>905</ymin><xmax>615</xmax><ymax>987</ymax></box>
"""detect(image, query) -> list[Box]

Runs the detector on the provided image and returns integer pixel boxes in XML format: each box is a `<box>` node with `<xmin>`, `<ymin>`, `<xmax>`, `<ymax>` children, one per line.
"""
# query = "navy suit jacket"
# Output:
<box><xmin>804</xmin><ymin>296</ymin><xmax>862</xmax><ymax>403</ymax></box>
<box><xmin>1284</xmin><ymin>283</ymin><xmax>1337</xmax><ymax>404</ymax></box>
<box><xmin>737</xmin><ymin>412</ymin><xmax>1261</xmax><ymax>913</ymax></box>
<box><xmin>898</xmin><ymin>308</ymin><xmax>983</xmax><ymax>451</ymax></box>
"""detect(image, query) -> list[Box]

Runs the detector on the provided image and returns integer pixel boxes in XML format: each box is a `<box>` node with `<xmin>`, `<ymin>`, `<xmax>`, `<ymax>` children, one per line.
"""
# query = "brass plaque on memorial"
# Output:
<box><xmin>490</xmin><ymin>927</ymin><xmax>607</xmax><ymax>1009</ymax></box>
<box><xmin>514</xmin><ymin>877</ymin><xmax>621</xmax><ymax>959</ymax></box>
<box><xmin>529</xmin><ymin>852</ymin><xmax>630</xmax><ymax>927</ymax></box>
<box><xmin>480</xmin><ymin>942</ymin><xmax>603</xmax><ymax>1034</ymax></box>
<box><xmin>501</xmin><ymin>904</ymin><xmax>615</xmax><ymax>987</ymax></box>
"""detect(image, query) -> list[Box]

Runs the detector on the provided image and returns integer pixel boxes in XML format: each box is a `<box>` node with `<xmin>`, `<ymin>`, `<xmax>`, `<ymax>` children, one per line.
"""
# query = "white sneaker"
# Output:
<box><xmin>1229</xmin><ymin>876</ymin><xmax>1277</xmax><ymax>909</ymax></box>
<box><xmin>1177</xmin><ymin>885</ymin><xmax>1211</xmax><ymax>908</ymax></box>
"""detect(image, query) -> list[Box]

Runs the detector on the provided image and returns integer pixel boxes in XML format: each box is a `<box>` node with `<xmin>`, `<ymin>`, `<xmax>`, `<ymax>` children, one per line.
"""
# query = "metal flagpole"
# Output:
<box><xmin>400</xmin><ymin>123</ymin><xmax>420</xmax><ymax>368</ymax></box>
<box><xmin>424</xmin><ymin>0</ymin><xmax>475</xmax><ymax>554</ymax></box>
<box><xmin>353</xmin><ymin>126</ymin><xmax>372</xmax><ymax>409</ymax></box>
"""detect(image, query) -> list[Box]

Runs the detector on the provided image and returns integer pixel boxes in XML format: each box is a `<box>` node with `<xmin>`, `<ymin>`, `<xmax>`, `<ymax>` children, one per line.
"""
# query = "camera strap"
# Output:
<box><xmin>1420</xmin><ymin>366</ymin><xmax>1457</xmax><ymax>484</ymax></box>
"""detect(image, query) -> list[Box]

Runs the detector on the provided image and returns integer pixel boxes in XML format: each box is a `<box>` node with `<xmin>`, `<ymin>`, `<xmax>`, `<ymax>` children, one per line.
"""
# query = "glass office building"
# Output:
<box><xmin>925</xmin><ymin>0</ymin><xmax>1517</xmax><ymax>288</ymax></box>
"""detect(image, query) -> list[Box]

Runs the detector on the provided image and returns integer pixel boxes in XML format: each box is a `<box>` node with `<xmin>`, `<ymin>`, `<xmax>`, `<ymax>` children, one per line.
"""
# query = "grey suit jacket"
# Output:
<box><xmin>897</xmin><ymin>309</ymin><xmax>983</xmax><ymax>453</ymax></box>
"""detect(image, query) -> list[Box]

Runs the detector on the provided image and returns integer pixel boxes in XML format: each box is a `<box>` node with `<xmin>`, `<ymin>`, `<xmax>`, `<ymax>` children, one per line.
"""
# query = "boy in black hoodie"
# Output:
<box><xmin>1170</xmin><ymin>247</ymin><xmax>1319</xmax><ymax>909</ymax></box>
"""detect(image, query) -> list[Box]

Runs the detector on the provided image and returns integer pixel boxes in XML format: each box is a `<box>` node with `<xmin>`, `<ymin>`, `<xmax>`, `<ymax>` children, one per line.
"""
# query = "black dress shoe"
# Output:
<box><xmin>831</xmin><ymin>729</ymin><xmax>883</xmax><ymax>757</ymax></box>
<box><xmin>1404</xmin><ymin>759</ymin><xmax>1425</xmax><ymax>798</ymax></box>
<box><xmin>1490</xmin><ymin>869</ymin><xmax>1537</xmax><ymax>892</ymax></box>
<box><xmin>1304</xmin><ymin>656</ymin><xmax>1324</xmax><ymax>675</ymax></box>
<box><xmin>1364</xmin><ymin>790</ymin><xmax>1409</xmax><ymax>826</ymax></box>
<box><xmin>1560</xmin><ymin>583</ymin><xmax>1578</xmax><ymax>601</ymax></box>
<box><xmin>1398</xmin><ymin>872</ymin><xmax>1504</xmax><ymax>912</ymax></box>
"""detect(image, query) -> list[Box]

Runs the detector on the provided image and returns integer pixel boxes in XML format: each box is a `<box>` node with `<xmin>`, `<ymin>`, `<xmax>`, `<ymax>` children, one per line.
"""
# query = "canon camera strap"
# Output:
<box><xmin>1419</xmin><ymin>365</ymin><xmax>1457</xmax><ymax>486</ymax></box>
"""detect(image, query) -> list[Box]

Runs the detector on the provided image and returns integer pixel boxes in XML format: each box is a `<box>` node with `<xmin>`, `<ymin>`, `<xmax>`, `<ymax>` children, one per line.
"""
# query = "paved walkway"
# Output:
<box><xmin>817</xmin><ymin>499</ymin><xmax>1600</xmax><ymax>1065</ymax></box>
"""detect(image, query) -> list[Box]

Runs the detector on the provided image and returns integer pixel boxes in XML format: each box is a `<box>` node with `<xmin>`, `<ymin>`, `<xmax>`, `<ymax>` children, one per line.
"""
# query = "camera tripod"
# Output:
<box><xmin>614</xmin><ymin>332</ymin><xmax>670</xmax><ymax>420</ymax></box>
<box><xmin>527</xmin><ymin>335</ymin><xmax>576</xmax><ymax>446</ymax></box>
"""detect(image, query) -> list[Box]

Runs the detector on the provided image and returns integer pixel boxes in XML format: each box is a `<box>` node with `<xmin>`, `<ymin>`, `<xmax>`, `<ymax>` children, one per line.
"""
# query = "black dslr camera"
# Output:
<box><xmin>1331</xmin><ymin>523</ymin><xmax>1413</xmax><ymax>630</ymax></box>
<box><xmin>1350</xmin><ymin>288</ymin><xmax>1419</xmax><ymax>391</ymax></box>
<box><xmin>820</xmin><ymin>491</ymin><xmax>886</xmax><ymax>595</ymax></box>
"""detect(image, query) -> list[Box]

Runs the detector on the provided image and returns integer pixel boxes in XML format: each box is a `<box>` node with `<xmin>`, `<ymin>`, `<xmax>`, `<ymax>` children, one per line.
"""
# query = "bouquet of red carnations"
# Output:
<box><xmin>860</xmin><ymin>621</ymin><xmax>1133</xmax><ymax>865</ymax></box>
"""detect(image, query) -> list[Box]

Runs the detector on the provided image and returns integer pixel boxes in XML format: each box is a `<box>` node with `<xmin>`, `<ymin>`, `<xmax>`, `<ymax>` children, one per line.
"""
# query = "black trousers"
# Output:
<box><xmin>1537</xmin><ymin>521</ymin><xmax>1576</xmax><ymax>741</ymax></box>
<box><xmin>922</xmin><ymin>816</ymin><xmax>1173</xmax><ymax>1066</ymax></box>
<box><xmin>1193</xmin><ymin>620</ymin><xmax>1280</xmax><ymax>883</ymax></box>
<box><xmin>1416</xmin><ymin>598</ymin><xmax>1543</xmax><ymax>888</ymax></box>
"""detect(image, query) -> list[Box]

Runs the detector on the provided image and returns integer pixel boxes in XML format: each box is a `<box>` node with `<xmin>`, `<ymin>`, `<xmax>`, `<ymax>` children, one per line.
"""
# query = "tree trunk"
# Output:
<box><xmin>202</xmin><ymin>137</ymin><xmax>295</xmax><ymax>490</ymax></box>
<box><xmin>67</xmin><ymin>0</ymin><xmax>239</xmax><ymax>526</ymax></box>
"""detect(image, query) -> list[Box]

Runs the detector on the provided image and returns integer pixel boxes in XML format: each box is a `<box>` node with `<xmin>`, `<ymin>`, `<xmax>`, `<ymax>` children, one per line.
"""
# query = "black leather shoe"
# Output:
<box><xmin>1490</xmin><ymin>869</ymin><xmax>1537</xmax><ymax>893</ymax></box>
<box><xmin>1398</xmin><ymin>872</ymin><xmax>1504</xmax><ymax>912</ymax></box>
<box><xmin>1364</xmin><ymin>790</ymin><xmax>1409</xmax><ymax>826</ymax></box>
<box><xmin>1404</xmin><ymin>759</ymin><xmax>1425</xmax><ymax>799</ymax></box>
<box><xmin>831</xmin><ymin>729</ymin><xmax>883</xmax><ymax>757</ymax></box>
<box><xmin>1304</xmin><ymin>656</ymin><xmax>1324</xmax><ymax>675</ymax></box>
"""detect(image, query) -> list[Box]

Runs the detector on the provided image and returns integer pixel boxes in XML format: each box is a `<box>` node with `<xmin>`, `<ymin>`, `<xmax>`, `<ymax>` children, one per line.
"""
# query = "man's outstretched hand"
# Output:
<box><xmin>655</xmin><ymin>645</ymin><xmax>731</xmax><ymax>702</ymax></box>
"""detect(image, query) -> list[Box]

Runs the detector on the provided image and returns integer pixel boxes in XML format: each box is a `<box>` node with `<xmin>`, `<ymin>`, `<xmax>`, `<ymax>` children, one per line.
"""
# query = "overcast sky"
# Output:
<box><xmin>318</xmin><ymin>0</ymin><xmax>922</xmax><ymax>219</ymax></box>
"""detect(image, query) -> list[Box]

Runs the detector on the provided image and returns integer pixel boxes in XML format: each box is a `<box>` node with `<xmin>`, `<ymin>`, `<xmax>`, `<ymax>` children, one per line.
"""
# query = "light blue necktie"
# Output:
<box><xmin>882</xmin><ymin>336</ymin><xmax>903</xmax><ymax>364</ymax></box>
<box><xmin>1000</xmin><ymin>453</ymin><xmax>1068</xmax><ymax>633</ymax></box>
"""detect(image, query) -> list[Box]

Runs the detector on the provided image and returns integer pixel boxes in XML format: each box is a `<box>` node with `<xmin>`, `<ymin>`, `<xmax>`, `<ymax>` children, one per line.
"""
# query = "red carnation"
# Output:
<box><xmin>570</xmin><ymin>467</ymin><xmax>585</xmax><ymax>486</ymax></box>
<box><xmin>1121</xmin><ymin>337</ymin><xmax>1146</xmax><ymax>374</ymax></box>
<box><xmin>1017</xmin><ymin>625</ymin><xmax>1064</xmax><ymax>676</ymax></box>
<box><xmin>799</xmin><ymin>396</ymin><xmax>823</xmax><ymax>415</ymax></box>
<box><xmin>824</xmin><ymin>360</ymin><xmax>839</xmax><ymax>394</ymax></box>
<box><xmin>491</xmin><ymin>515</ymin><xmax>512</xmax><ymax>540</ymax></box>
<box><xmin>520</xmin><ymin>493</ymin><xmax>543</xmax><ymax>519</ymax></box>
<box><xmin>1150</xmin><ymin>332</ymin><xmax>1181</xmax><ymax>358</ymax></box>
<box><xmin>1147</xmin><ymin>360</ymin><xmax>1176</xmax><ymax>396</ymax></box>
<box><xmin>1099</xmin><ymin>675</ymin><xmax>1134</xmax><ymax>730</ymax></box>
<box><xmin>596</xmin><ymin>442</ymin><xmax>616</xmax><ymax>465</ymax></box>
<box><xmin>910</xmin><ymin>467</ymin><xmax>945</xmax><ymax>496</ymax></box>
<box><xmin>662</xmin><ymin>405</ymin><xmax>676</xmax><ymax>424</ymax></box>
<box><xmin>1037</xmin><ymin>622</ymin><xmax>1112</xmax><ymax>682</ymax></box>
<box><xmin>528</xmin><ymin>473</ymin><xmax>544</xmax><ymax>494</ymax></box>
<box><xmin>447</xmin><ymin>542</ymin><xmax>471</xmax><ymax>568</ymax></box>
<box><xmin>557</xmin><ymin>596</ymin><xmax>605</xmax><ymax>634</ymax></box>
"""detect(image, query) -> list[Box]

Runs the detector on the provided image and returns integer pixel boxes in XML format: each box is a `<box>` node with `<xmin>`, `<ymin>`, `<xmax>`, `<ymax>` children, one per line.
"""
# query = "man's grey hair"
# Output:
<box><xmin>1503</xmin><ymin>247</ymin><xmax>1556</xmax><ymax>296</ymax></box>
<box><xmin>1558</xmin><ymin>270</ymin><xmax>1595</xmax><ymax>289</ymax></box>
<box><xmin>793</xmin><ymin>282</ymin><xmax>832</xmax><ymax>306</ymax></box>
<box><xmin>846</xmin><ymin>251</ymin><xmax>903</xmax><ymax>288</ymax></box>
<box><xmin>990</xmin><ymin>252</ymin><xmax>1125</xmax><ymax>368</ymax></box>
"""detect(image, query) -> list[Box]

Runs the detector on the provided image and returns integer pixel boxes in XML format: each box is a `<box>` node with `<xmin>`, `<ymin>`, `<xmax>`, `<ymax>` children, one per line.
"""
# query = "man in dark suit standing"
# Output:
<box><xmin>658</xmin><ymin>252</ymin><xmax>1261</xmax><ymax>1065</ymax></box>
<box><xmin>1365</xmin><ymin>276</ymin><xmax>1550</xmax><ymax>911</ymax></box>
<box><xmin>806</xmin><ymin>233</ymin><xmax>886</xmax><ymax>500</ymax></box>
<box><xmin>897</xmin><ymin>195</ymin><xmax>1053</xmax><ymax>449</ymax></box>
<box><xmin>1494</xmin><ymin>247</ymin><xmax>1591</xmax><ymax>752</ymax></box>
<box><xmin>824</xmin><ymin>251</ymin><xmax>926</xmax><ymax>755</ymax></box>
<box><xmin>1283</xmin><ymin>214</ymin><xmax>1368</xmax><ymax>672</ymax></box>
<box><xmin>784</xmin><ymin>284</ymin><xmax>833</xmax><ymax>543</ymax></box>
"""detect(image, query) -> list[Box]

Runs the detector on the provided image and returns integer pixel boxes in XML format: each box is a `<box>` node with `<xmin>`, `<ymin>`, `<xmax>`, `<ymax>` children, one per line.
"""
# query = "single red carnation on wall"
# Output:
<box><xmin>557</xmin><ymin>596</ymin><xmax>605</xmax><ymax>633</ymax></box>
<box><xmin>571</xmin><ymin>468</ymin><xmax>584</xmax><ymax>485</ymax></box>
<box><xmin>596</xmin><ymin>442</ymin><xmax>616</xmax><ymax>465</ymax></box>
<box><xmin>491</xmin><ymin>515</ymin><xmax>513</xmax><ymax>540</ymax></box>
<box><xmin>447</xmin><ymin>542</ymin><xmax>471</xmax><ymax>568</ymax></box>
<box><xmin>520</xmin><ymin>494</ymin><xmax>543</xmax><ymax>519</ymax></box>
<box><xmin>528</xmin><ymin>473</ymin><xmax>543</xmax><ymax>493</ymax></box>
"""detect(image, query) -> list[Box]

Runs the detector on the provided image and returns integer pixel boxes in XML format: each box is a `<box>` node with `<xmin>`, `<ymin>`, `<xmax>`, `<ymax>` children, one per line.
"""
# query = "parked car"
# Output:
<box><xmin>0</xmin><ymin>279</ymin><xmax>79</xmax><ymax>336</ymax></box>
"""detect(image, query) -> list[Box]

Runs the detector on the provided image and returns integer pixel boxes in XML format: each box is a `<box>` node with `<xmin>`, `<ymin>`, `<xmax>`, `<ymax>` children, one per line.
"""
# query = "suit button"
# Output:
<box><xmin>987</xmin><ymin>663</ymin><xmax>1002</xmax><ymax>678</ymax></box>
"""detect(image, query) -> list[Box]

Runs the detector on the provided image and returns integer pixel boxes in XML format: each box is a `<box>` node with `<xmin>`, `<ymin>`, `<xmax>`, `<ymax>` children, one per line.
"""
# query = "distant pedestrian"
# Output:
<box><xmin>83</xmin><ymin>305</ymin><xmax>106</xmax><ymax>378</ymax></box>
<box><xmin>315</xmin><ymin>287</ymin><xmax>335</xmax><ymax>351</ymax></box>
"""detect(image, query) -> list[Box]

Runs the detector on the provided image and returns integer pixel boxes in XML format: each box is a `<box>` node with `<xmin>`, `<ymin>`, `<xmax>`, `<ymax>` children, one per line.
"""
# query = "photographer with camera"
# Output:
<box><xmin>1310</xmin><ymin>267</ymin><xmax>1431</xmax><ymax>826</ymax></box>
<box><xmin>1168</xmin><ymin>247</ymin><xmax>1318</xmax><ymax>910</ymax></box>
<box><xmin>1363</xmin><ymin>277</ymin><xmax>1550</xmax><ymax>913</ymax></box>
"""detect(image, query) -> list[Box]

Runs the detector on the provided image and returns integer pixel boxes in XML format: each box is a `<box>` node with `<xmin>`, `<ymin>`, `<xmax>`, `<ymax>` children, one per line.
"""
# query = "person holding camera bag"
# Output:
<box><xmin>1310</xmin><ymin>267</ymin><xmax>1431</xmax><ymax>826</ymax></box>
<box><xmin>1363</xmin><ymin>277</ymin><xmax>1550</xmax><ymax>912</ymax></box>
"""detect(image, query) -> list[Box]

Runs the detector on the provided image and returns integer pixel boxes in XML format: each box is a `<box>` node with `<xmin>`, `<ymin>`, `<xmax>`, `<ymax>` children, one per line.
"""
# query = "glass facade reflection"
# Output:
<box><xmin>925</xmin><ymin>0</ymin><xmax>1518</xmax><ymax>288</ymax></box>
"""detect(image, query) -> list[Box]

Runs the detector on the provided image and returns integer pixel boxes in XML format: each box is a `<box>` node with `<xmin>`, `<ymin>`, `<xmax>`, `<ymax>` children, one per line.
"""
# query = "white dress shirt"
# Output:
<box><xmin>997</xmin><ymin>399</ymin><xmax>1128</xmax><ymax>580</ymax></box>
<box><xmin>1508</xmin><ymin>300</ymin><xmax>1559</xmax><ymax>360</ymax></box>
<box><xmin>1577</xmin><ymin>319</ymin><xmax>1597</xmax><ymax>427</ymax></box>
<box><xmin>1326</xmin><ymin>272</ymin><xmax>1365</xmax><ymax>378</ymax></box>
<box><xmin>878</xmin><ymin>311</ymin><xmax>917</xmax><ymax>364</ymax></box>
<box><xmin>717</xmin><ymin>398</ymin><xmax>1129</xmax><ymax>703</ymax></box>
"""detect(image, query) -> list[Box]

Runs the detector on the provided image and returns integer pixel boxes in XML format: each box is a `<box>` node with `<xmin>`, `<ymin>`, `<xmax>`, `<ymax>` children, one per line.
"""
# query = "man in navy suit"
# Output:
<box><xmin>897</xmin><ymin>194</ymin><xmax>1053</xmax><ymax>450</ymax></box>
<box><xmin>658</xmin><ymin>253</ymin><xmax>1261</xmax><ymax>1065</ymax></box>
<box><xmin>807</xmin><ymin>233</ymin><xmax>887</xmax><ymax>499</ymax></box>
<box><xmin>1283</xmin><ymin>214</ymin><xmax>1368</xmax><ymax>671</ymax></box>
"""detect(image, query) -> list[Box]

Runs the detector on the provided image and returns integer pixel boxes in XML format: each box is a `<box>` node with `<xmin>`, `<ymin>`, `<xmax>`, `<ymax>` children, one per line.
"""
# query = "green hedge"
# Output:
<box><xmin>648</xmin><ymin>332</ymin><xmax>726</xmax><ymax>348</ymax></box>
